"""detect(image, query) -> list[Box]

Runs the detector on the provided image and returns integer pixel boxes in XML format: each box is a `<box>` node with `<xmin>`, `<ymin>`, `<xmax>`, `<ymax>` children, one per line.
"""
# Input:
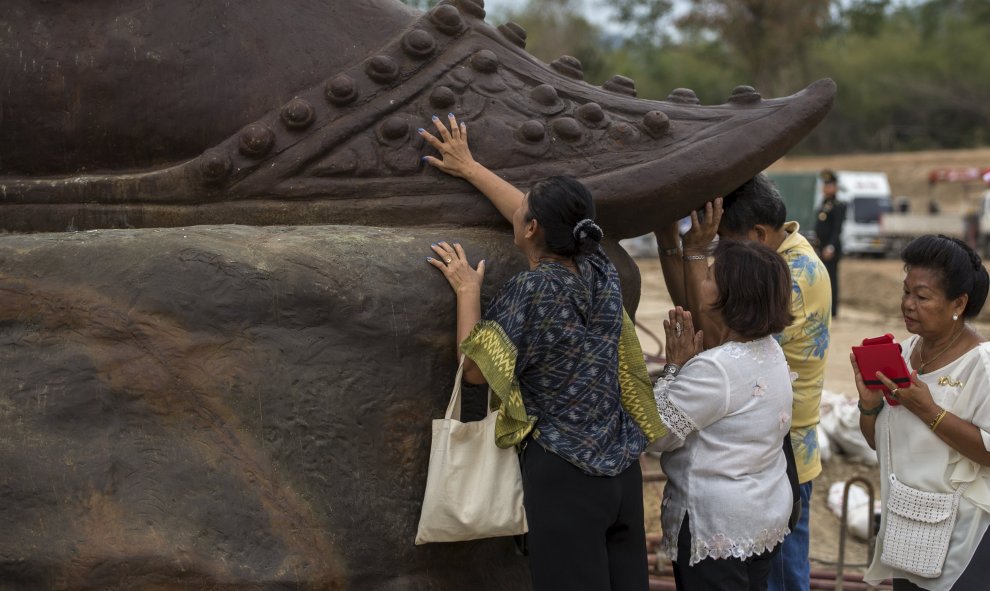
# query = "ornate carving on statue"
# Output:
<box><xmin>0</xmin><ymin>0</ymin><xmax>835</xmax><ymax>236</ymax></box>
<box><xmin>0</xmin><ymin>1</ymin><xmax>835</xmax><ymax>589</ymax></box>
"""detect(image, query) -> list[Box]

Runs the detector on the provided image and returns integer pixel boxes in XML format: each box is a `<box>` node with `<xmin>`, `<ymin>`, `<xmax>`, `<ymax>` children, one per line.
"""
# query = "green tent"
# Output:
<box><xmin>766</xmin><ymin>171</ymin><xmax>819</xmax><ymax>236</ymax></box>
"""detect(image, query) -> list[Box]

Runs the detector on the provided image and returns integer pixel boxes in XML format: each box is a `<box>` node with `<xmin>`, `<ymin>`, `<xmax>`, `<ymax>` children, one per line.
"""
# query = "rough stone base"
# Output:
<box><xmin>0</xmin><ymin>224</ymin><xmax>640</xmax><ymax>590</ymax></box>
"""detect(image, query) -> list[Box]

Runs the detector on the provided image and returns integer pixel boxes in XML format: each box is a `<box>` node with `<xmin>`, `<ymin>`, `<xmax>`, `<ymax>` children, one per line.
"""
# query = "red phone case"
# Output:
<box><xmin>852</xmin><ymin>333</ymin><xmax>910</xmax><ymax>405</ymax></box>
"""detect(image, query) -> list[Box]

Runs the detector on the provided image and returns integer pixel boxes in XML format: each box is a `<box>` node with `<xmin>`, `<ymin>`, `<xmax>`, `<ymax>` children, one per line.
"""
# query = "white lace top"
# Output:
<box><xmin>651</xmin><ymin>336</ymin><xmax>794</xmax><ymax>565</ymax></box>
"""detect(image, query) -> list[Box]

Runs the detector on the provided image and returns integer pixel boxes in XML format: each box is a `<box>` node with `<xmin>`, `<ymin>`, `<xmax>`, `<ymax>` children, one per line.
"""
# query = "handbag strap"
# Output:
<box><xmin>884</xmin><ymin>410</ymin><xmax>969</xmax><ymax>498</ymax></box>
<box><xmin>444</xmin><ymin>356</ymin><xmax>467</xmax><ymax>420</ymax></box>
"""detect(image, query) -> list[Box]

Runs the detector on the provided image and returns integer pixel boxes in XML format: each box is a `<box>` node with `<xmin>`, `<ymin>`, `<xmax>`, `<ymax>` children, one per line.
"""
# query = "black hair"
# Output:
<box><xmin>901</xmin><ymin>234</ymin><xmax>990</xmax><ymax>318</ymax></box>
<box><xmin>712</xmin><ymin>240</ymin><xmax>794</xmax><ymax>338</ymax></box>
<box><xmin>719</xmin><ymin>174</ymin><xmax>787</xmax><ymax>236</ymax></box>
<box><xmin>526</xmin><ymin>176</ymin><xmax>603</xmax><ymax>257</ymax></box>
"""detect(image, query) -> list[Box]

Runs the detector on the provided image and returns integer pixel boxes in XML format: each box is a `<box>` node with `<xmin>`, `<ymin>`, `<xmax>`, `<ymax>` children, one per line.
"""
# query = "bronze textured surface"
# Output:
<box><xmin>0</xmin><ymin>0</ymin><xmax>834</xmax><ymax>236</ymax></box>
<box><xmin>0</xmin><ymin>0</ymin><xmax>831</xmax><ymax>587</ymax></box>
<box><xmin>0</xmin><ymin>224</ymin><xmax>641</xmax><ymax>590</ymax></box>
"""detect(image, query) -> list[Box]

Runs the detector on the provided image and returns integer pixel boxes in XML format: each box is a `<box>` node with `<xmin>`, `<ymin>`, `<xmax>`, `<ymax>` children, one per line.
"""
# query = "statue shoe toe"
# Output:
<box><xmin>0</xmin><ymin>0</ymin><xmax>835</xmax><ymax>236</ymax></box>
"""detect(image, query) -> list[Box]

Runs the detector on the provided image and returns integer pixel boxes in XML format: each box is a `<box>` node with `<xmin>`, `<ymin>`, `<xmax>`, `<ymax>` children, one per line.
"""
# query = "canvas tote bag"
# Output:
<box><xmin>414</xmin><ymin>357</ymin><xmax>528</xmax><ymax>544</ymax></box>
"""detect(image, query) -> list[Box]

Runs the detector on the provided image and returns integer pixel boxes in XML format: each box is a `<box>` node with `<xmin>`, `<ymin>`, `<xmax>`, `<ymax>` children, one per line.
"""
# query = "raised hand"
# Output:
<box><xmin>682</xmin><ymin>198</ymin><xmax>723</xmax><ymax>253</ymax></box>
<box><xmin>419</xmin><ymin>113</ymin><xmax>478</xmax><ymax>179</ymax></box>
<box><xmin>663</xmin><ymin>306</ymin><xmax>703</xmax><ymax>366</ymax></box>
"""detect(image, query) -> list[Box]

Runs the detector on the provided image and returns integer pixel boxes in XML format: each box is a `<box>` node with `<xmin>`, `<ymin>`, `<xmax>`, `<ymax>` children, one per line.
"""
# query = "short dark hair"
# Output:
<box><xmin>712</xmin><ymin>240</ymin><xmax>794</xmax><ymax>338</ymax></box>
<box><xmin>527</xmin><ymin>176</ymin><xmax>602</xmax><ymax>257</ymax></box>
<box><xmin>719</xmin><ymin>174</ymin><xmax>787</xmax><ymax>236</ymax></box>
<box><xmin>901</xmin><ymin>234</ymin><xmax>990</xmax><ymax>318</ymax></box>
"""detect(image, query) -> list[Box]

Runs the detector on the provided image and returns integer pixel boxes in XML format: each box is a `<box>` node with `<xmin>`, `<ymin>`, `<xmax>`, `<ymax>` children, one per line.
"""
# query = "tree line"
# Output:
<box><xmin>402</xmin><ymin>0</ymin><xmax>990</xmax><ymax>155</ymax></box>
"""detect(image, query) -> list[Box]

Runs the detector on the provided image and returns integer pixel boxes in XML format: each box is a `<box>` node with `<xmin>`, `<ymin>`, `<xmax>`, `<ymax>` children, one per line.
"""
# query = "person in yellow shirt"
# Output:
<box><xmin>655</xmin><ymin>174</ymin><xmax>831</xmax><ymax>591</ymax></box>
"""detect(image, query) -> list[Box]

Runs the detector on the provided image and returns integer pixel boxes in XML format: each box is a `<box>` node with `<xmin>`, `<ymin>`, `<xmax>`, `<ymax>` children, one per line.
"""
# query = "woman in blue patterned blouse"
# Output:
<box><xmin>419</xmin><ymin>114</ymin><xmax>665</xmax><ymax>590</ymax></box>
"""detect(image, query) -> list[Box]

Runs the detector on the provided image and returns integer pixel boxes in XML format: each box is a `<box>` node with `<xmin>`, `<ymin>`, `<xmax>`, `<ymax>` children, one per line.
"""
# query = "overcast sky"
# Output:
<box><xmin>479</xmin><ymin>0</ymin><xmax>689</xmax><ymax>38</ymax></box>
<box><xmin>481</xmin><ymin>0</ymin><xmax>629</xmax><ymax>34</ymax></box>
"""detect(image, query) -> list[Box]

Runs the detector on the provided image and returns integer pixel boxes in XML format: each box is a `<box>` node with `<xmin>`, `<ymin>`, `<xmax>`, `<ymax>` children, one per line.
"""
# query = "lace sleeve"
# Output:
<box><xmin>654</xmin><ymin>375</ymin><xmax>699</xmax><ymax>441</ymax></box>
<box><xmin>650</xmin><ymin>355</ymin><xmax>731</xmax><ymax>451</ymax></box>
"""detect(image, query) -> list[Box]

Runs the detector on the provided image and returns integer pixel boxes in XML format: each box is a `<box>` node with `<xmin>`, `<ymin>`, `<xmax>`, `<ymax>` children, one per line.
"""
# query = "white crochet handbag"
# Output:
<box><xmin>880</xmin><ymin>420</ymin><xmax>968</xmax><ymax>578</ymax></box>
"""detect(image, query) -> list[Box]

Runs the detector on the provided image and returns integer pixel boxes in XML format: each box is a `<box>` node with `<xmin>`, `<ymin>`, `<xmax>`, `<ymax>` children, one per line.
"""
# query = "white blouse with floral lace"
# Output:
<box><xmin>651</xmin><ymin>336</ymin><xmax>794</xmax><ymax>565</ymax></box>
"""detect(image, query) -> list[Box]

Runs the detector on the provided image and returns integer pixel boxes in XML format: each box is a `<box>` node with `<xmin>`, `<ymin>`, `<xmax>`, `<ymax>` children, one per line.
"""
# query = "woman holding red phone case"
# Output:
<box><xmin>851</xmin><ymin>235</ymin><xmax>990</xmax><ymax>590</ymax></box>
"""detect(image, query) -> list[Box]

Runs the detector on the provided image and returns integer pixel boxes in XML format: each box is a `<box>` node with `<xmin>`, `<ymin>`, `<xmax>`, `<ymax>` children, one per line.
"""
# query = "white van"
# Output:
<box><xmin>815</xmin><ymin>171</ymin><xmax>893</xmax><ymax>256</ymax></box>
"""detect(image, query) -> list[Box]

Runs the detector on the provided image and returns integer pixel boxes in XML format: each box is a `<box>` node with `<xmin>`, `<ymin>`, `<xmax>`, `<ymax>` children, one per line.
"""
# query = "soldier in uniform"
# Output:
<box><xmin>814</xmin><ymin>169</ymin><xmax>845</xmax><ymax>317</ymax></box>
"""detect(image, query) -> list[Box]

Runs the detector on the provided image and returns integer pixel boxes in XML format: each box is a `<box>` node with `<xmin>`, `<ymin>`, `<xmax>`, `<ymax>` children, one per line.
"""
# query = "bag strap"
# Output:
<box><xmin>444</xmin><ymin>356</ymin><xmax>467</xmax><ymax>421</ymax></box>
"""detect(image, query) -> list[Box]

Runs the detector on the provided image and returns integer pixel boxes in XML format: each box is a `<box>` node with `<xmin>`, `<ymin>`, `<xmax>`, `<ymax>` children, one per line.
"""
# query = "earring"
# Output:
<box><xmin>953</xmin><ymin>313</ymin><xmax>959</xmax><ymax>321</ymax></box>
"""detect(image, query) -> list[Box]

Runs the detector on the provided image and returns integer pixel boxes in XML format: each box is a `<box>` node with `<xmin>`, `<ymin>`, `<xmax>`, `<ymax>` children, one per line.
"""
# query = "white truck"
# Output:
<box><xmin>879</xmin><ymin>167</ymin><xmax>990</xmax><ymax>257</ymax></box>
<box><xmin>880</xmin><ymin>189</ymin><xmax>990</xmax><ymax>257</ymax></box>
<box><xmin>814</xmin><ymin>171</ymin><xmax>893</xmax><ymax>257</ymax></box>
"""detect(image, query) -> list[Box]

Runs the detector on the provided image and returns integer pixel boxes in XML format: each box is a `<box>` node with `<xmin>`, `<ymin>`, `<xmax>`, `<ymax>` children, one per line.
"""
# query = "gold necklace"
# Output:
<box><xmin>918</xmin><ymin>325</ymin><xmax>965</xmax><ymax>373</ymax></box>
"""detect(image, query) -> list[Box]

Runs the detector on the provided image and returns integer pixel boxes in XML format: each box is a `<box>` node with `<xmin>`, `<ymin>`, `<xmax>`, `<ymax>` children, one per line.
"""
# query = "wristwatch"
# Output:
<box><xmin>661</xmin><ymin>363</ymin><xmax>681</xmax><ymax>379</ymax></box>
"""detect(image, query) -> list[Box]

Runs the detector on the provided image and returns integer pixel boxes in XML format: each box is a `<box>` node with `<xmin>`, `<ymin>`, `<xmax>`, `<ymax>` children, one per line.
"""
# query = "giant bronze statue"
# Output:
<box><xmin>0</xmin><ymin>1</ymin><xmax>835</xmax><ymax>589</ymax></box>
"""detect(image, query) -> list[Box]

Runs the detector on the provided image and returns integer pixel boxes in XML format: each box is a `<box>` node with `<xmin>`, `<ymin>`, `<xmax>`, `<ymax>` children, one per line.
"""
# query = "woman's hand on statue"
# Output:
<box><xmin>681</xmin><ymin>198</ymin><xmax>723</xmax><ymax>253</ymax></box>
<box><xmin>427</xmin><ymin>241</ymin><xmax>485</xmax><ymax>296</ymax></box>
<box><xmin>848</xmin><ymin>352</ymin><xmax>887</xmax><ymax>409</ymax></box>
<box><xmin>419</xmin><ymin>113</ymin><xmax>480</xmax><ymax>180</ymax></box>
<box><xmin>663</xmin><ymin>306</ymin><xmax>702</xmax><ymax>366</ymax></box>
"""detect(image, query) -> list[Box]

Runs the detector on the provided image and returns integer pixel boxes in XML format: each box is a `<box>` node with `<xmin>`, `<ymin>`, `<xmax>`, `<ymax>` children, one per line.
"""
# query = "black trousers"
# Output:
<box><xmin>520</xmin><ymin>442</ymin><xmax>649</xmax><ymax>591</ymax></box>
<box><xmin>672</xmin><ymin>513</ymin><xmax>779</xmax><ymax>591</ymax></box>
<box><xmin>823</xmin><ymin>254</ymin><xmax>841</xmax><ymax>317</ymax></box>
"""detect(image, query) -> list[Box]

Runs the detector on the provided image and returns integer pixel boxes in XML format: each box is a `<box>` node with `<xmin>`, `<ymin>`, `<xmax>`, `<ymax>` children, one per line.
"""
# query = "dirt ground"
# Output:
<box><xmin>634</xmin><ymin>254</ymin><xmax>990</xmax><ymax>573</ymax></box>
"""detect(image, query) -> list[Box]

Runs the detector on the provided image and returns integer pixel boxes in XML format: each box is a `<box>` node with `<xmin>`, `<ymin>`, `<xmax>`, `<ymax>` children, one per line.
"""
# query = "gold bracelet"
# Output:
<box><xmin>930</xmin><ymin>407</ymin><xmax>948</xmax><ymax>432</ymax></box>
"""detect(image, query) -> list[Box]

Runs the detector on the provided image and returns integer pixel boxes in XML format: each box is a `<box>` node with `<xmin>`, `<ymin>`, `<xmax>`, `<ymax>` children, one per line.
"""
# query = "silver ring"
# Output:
<box><xmin>891</xmin><ymin>388</ymin><xmax>900</xmax><ymax>398</ymax></box>
<box><xmin>674</xmin><ymin>322</ymin><xmax>683</xmax><ymax>337</ymax></box>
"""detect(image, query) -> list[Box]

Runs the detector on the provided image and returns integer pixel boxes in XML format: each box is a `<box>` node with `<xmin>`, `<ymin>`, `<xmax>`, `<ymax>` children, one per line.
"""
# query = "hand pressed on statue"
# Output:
<box><xmin>681</xmin><ymin>198</ymin><xmax>723</xmax><ymax>253</ymax></box>
<box><xmin>419</xmin><ymin>114</ymin><xmax>480</xmax><ymax>180</ymax></box>
<box><xmin>663</xmin><ymin>306</ymin><xmax>702</xmax><ymax>366</ymax></box>
<box><xmin>427</xmin><ymin>241</ymin><xmax>486</xmax><ymax>297</ymax></box>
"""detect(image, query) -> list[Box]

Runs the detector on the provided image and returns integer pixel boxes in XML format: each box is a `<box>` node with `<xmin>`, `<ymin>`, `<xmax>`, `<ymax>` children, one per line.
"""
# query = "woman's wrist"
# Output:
<box><xmin>462</xmin><ymin>160</ymin><xmax>486</xmax><ymax>180</ymax></box>
<box><xmin>456</xmin><ymin>284</ymin><xmax>482</xmax><ymax>298</ymax></box>
<box><xmin>858</xmin><ymin>398</ymin><xmax>884</xmax><ymax>416</ymax></box>
<box><xmin>923</xmin><ymin>405</ymin><xmax>947</xmax><ymax>430</ymax></box>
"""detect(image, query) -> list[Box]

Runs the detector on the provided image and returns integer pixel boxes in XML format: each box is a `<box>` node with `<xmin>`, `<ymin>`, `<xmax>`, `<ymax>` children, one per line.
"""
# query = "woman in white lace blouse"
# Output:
<box><xmin>652</xmin><ymin>239</ymin><xmax>795</xmax><ymax>590</ymax></box>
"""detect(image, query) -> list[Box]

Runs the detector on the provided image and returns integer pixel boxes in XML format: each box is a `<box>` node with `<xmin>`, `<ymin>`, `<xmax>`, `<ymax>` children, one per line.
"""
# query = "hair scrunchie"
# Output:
<box><xmin>573</xmin><ymin>218</ymin><xmax>604</xmax><ymax>242</ymax></box>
